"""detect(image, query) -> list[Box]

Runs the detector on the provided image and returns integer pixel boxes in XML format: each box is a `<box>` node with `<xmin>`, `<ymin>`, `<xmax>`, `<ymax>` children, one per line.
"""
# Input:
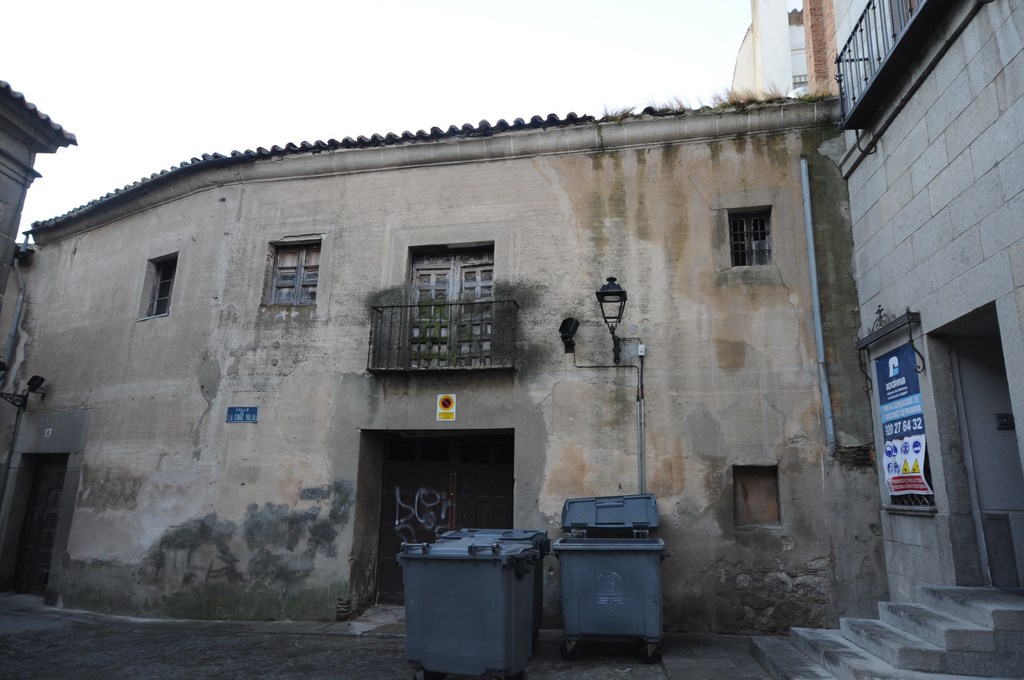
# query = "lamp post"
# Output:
<box><xmin>561</xmin><ymin>278</ymin><xmax>647</xmax><ymax>494</ymax></box>
<box><xmin>595</xmin><ymin>277</ymin><xmax>627</xmax><ymax>364</ymax></box>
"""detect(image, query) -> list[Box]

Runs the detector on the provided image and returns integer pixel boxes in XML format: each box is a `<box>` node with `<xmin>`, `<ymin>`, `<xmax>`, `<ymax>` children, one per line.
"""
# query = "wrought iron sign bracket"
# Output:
<box><xmin>855</xmin><ymin>306</ymin><xmax>924</xmax><ymax>392</ymax></box>
<box><xmin>0</xmin><ymin>392</ymin><xmax>28</xmax><ymax>409</ymax></box>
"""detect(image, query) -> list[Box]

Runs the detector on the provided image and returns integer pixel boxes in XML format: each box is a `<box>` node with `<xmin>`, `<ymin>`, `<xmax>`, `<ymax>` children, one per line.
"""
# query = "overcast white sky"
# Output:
<box><xmin>4</xmin><ymin>0</ymin><xmax>786</xmax><ymax>231</ymax></box>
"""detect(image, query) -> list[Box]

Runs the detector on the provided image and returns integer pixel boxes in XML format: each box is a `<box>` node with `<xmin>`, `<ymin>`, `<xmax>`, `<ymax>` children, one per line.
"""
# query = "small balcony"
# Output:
<box><xmin>836</xmin><ymin>0</ymin><xmax>945</xmax><ymax>129</ymax></box>
<box><xmin>368</xmin><ymin>300</ymin><xmax>519</xmax><ymax>372</ymax></box>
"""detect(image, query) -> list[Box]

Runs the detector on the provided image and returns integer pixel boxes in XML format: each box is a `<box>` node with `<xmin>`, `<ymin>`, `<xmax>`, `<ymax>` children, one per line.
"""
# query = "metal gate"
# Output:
<box><xmin>14</xmin><ymin>454</ymin><xmax>68</xmax><ymax>595</ymax></box>
<box><xmin>375</xmin><ymin>434</ymin><xmax>514</xmax><ymax>603</ymax></box>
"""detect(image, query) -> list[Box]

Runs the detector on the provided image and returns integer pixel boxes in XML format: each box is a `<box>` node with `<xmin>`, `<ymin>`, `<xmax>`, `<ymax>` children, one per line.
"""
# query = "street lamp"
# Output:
<box><xmin>595</xmin><ymin>277</ymin><xmax>627</xmax><ymax>363</ymax></box>
<box><xmin>594</xmin><ymin>276</ymin><xmax>647</xmax><ymax>494</ymax></box>
<box><xmin>0</xmin><ymin>374</ymin><xmax>45</xmax><ymax>409</ymax></box>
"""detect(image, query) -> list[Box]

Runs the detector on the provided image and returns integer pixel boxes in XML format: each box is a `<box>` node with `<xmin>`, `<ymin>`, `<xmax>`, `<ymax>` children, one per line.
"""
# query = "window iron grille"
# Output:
<box><xmin>368</xmin><ymin>299</ymin><xmax>518</xmax><ymax>372</ymax></box>
<box><xmin>890</xmin><ymin>493</ymin><xmax>936</xmax><ymax>507</ymax></box>
<box><xmin>730</xmin><ymin>211</ymin><xmax>772</xmax><ymax>266</ymax></box>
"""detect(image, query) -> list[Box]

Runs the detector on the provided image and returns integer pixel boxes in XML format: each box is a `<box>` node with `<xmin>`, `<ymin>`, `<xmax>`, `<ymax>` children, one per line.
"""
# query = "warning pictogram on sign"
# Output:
<box><xmin>437</xmin><ymin>394</ymin><xmax>456</xmax><ymax>421</ymax></box>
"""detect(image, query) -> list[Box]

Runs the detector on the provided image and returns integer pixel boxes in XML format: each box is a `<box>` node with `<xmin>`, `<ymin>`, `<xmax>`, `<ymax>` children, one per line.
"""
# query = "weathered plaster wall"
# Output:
<box><xmin>13</xmin><ymin>102</ymin><xmax>883</xmax><ymax>631</ymax></box>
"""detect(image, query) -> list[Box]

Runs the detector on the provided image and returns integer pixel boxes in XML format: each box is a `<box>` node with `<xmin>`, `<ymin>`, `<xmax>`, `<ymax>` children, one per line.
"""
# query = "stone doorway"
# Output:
<box><xmin>950</xmin><ymin>312</ymin><xmax>1024</xmax><ymax>588</ymax></box>
<box><xmin>14</xmin><ymin>454</ymin><xmax>68</xmax><ymax>595</ymax></box>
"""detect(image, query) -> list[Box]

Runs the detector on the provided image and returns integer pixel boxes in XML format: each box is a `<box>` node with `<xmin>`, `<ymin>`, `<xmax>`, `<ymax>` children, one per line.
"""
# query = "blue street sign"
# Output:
<box><xmin>226</xmin><ymin>406</ymin><xmax>258</xmax><ymax>423</ymax></box>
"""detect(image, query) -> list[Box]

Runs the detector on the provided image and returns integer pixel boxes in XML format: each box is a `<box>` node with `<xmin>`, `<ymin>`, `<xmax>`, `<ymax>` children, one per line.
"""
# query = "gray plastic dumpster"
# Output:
<box><xmin>438</xmin><ymin>528</ymin><xmax>549</xmax><ymax>644</ymax></box>
<box><xmin>551</xmin><ymin>494</ymin><xmax>666</xmax><ymax>663</ymax></box>
<box><xmin>398</xmin><ymin>538</ymin><xmax>539</xmax><ymax>680</ymax></box>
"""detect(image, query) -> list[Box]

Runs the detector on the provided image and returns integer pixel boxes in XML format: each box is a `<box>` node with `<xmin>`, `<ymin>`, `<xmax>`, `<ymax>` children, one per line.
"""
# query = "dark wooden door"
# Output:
<box><xmin>375</xmin><ymin>434</ymin><xmax>514</xmax><ymax>603</ymax></box>
<box><xmin>15</xmin><ymin>455</ymin><xmax>68</xmax><ymax>595</ymax></box>
<box><xmin>455</xmin><ymin>438</ymin><xmax>514</xmax><ymax>529</ymax></box>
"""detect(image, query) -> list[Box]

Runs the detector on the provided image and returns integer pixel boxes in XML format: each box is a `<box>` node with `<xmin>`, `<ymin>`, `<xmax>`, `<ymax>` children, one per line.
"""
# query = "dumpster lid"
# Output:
<box><xmin>560</xmin><ymin>494</ymin><xmax>660</xmax><ymax>532</ymax></box>
<box><xmin>398</xmin><ymin>537</ymin><xmax>539</xmax><ymax>564</ymax></box>
<box><xmin>552</xmin><ymin>537</ymin><xmax>666</xmax><ymax>552</ymax></box>
<box><xmin>439</xmin><ymin>528</ymin><xmax>550</xmax><ymax>555</ymax></box>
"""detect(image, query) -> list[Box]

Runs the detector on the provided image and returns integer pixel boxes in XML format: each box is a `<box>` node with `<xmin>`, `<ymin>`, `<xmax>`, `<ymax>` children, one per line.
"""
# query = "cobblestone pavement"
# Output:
<box><xmin>0</xmin><ymin>594</ymin><xmax>773</xmax><ymax>679</ymax></box>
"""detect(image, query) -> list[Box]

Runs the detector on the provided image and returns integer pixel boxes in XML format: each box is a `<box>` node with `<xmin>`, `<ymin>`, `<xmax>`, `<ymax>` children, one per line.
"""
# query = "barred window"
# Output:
<box><xmin>729</xmin><ymin>211</ymin><xmax>772</xmax><ymax>266</ymax></box>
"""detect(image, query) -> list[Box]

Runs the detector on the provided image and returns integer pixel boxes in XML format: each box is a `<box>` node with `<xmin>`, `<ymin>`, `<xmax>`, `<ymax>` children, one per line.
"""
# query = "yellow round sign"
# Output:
<box><xmin>439</xmin><ymin>395</ymin><xmax>454</xmax><ymax>411</ymax></box>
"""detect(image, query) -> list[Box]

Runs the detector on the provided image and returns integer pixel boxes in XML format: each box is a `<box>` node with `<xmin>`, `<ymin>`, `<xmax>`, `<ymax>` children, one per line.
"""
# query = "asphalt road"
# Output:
<box><xmin>0</xmin><ymin>594</ymin><xmax>772</xmax><ymax>679</ymax></box>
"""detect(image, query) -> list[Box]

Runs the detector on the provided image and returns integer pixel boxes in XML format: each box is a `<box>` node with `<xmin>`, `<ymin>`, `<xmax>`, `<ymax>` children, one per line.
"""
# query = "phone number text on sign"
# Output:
<box><xmin>884</xmin><ymin>416</ymin><xmax>923</xmax><ymax>437</ymax></box>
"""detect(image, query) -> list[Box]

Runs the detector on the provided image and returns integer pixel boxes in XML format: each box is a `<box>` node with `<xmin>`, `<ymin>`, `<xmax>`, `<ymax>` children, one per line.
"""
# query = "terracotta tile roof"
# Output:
<box><xmin>0</xmin><ymin>81</ymin><xmax>77</xmax><ymax>149</ymax></box>
<box><xmin>31</xmin><ymin>112</ymin><xmax>595</xmax><ymax>230</ymax></box>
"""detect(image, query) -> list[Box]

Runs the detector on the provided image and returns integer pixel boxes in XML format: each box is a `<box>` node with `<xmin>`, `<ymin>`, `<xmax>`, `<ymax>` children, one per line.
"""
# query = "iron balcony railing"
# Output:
<box><xmin>368</xmin><ymin>299</ymin><xmax>518</xmax><ymax>372</ymax></box>
<box><xmin>836</xmin><ymin>0</ymin><xmax>931</xmax><ymax>128</ymax></box>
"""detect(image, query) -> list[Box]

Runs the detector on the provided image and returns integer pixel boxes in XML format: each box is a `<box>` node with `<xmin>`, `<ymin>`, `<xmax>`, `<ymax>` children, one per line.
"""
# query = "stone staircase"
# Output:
<box><xmin>751</xmin><ymin>587</ymin><xmax>1024</xmax><ymax>679</ymax></box>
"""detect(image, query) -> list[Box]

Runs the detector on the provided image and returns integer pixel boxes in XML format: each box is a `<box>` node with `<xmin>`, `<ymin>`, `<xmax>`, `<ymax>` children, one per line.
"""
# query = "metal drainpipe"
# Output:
<box><xmin>801</xmin><ymin>158</ymin><xmax>836</xmax><ymax>449</ymax></box>
<box><xmin>636</xmin><ymin>351</ymin><xmax>646</xmax><ymax>495</ymax></box>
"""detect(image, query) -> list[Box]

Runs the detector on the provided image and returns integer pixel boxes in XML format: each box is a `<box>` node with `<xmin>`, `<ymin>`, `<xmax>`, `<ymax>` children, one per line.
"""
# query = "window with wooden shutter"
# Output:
<box><xmin>272</xmin><ymin>243</ymin><xmax>320</xmax><ymax>305</ymax></box>
<box><xmin>409</xmin><ymin>248</ymin><xmax>494</xmax><ymax>368</ymax></box>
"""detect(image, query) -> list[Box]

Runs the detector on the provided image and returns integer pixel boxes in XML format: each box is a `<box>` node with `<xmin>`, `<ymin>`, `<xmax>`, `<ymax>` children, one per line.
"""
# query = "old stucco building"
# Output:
<box><xmin>0</xmin><ymin>100</ymin><xmax>886</xmax><ymax>634</ymax></box>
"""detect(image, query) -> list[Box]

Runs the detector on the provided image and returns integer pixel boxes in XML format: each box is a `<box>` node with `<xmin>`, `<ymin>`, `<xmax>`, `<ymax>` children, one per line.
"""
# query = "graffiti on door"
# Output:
<box><xmin>394</xmin><ymin>486</ymin><xmax>451</xmax><ymax>544</ymax></box>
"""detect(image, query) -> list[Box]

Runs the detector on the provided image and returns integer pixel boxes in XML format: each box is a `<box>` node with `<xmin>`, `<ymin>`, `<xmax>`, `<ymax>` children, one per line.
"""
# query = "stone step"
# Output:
<box><xmin>944</xmin><ymin>646</ymin><xmax>1024</xmax><ymax>679</ymax></box>
<box><xmin>789</xmin><ymin>627</ymin><xmax>1018</xmax><ymax>680</ymax></box>
<box><xmin>839</xmin><ymin>617</ymin><xmax>945</xmax><ymax>672</ymax></box>
<box><xmin>919</xmin><ymin>587</ymin><xmax>1024</xmax><ymax>632</ymax></box>
<box><xmin>879</xmin><ymin>602</ymin><xmax>996</xmax><ymax>652</ymax></box>
<box><xmin>750</xmin><ymin>636</ymin><xmax>835</xmax><ymax>680</ymax></box>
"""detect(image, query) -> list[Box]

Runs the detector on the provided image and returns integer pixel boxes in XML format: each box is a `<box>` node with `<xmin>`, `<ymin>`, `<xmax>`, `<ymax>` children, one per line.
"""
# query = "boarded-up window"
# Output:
<box><xmin>272</xmin><ymin>243</ymin><xmax>320</xmax><ymax>305</ymax></box>
<box><xmin>409</xmin><ymin>248</ymin><xmax>494</xmax><ymax>368</ymax></box>
<box><xmin>734</xmin><ymin>465</ymin><xmax>780</xmax><ymax>526</ymax></box>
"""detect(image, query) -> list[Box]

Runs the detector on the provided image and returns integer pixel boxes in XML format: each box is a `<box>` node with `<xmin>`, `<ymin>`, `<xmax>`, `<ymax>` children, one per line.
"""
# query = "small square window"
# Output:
<box><xmin>140</xmin><ymin>253</ymin><xmax>177</xmax><ymax>318</ymax></box>
<box><xmin>271</xmin><ymin>243</ymin><xmax>319</xmax><ymax>305</ymax></box>
<box><xmin>729</xmin><ymin>210</ymin><xmax>772</xmax><ymax>266</ymax></box>
<box><xmin>734</xmin><ymin>465</ymin><xmax>780</xmax><ymax>526</ymax></box>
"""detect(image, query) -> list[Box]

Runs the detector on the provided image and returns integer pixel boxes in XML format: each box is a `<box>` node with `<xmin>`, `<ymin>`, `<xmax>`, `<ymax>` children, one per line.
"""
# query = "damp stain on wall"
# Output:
<box><xmin>127</xmin><ymin>479</ymin><xmax>355</xmax><ymax>619</ymax></box>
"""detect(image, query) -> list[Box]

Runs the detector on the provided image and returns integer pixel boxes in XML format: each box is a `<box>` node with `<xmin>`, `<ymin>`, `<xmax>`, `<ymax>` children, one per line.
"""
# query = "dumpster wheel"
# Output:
<box><xmin>559</xmin><ymin>640</ymin><xmax>578</xmax><ymax>661</ymax></box>
<box><xmin>639</xmin><ymin>641</ymin><xmax>662</xmax><ymax>664</ymax></box>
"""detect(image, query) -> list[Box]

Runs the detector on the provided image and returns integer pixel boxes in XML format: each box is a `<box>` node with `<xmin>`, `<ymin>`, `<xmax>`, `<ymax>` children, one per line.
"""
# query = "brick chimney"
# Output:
<box><xmin>803</xmin><ymin>0</ymin><xmax>838</xmax><ymax>95</ymax></box>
